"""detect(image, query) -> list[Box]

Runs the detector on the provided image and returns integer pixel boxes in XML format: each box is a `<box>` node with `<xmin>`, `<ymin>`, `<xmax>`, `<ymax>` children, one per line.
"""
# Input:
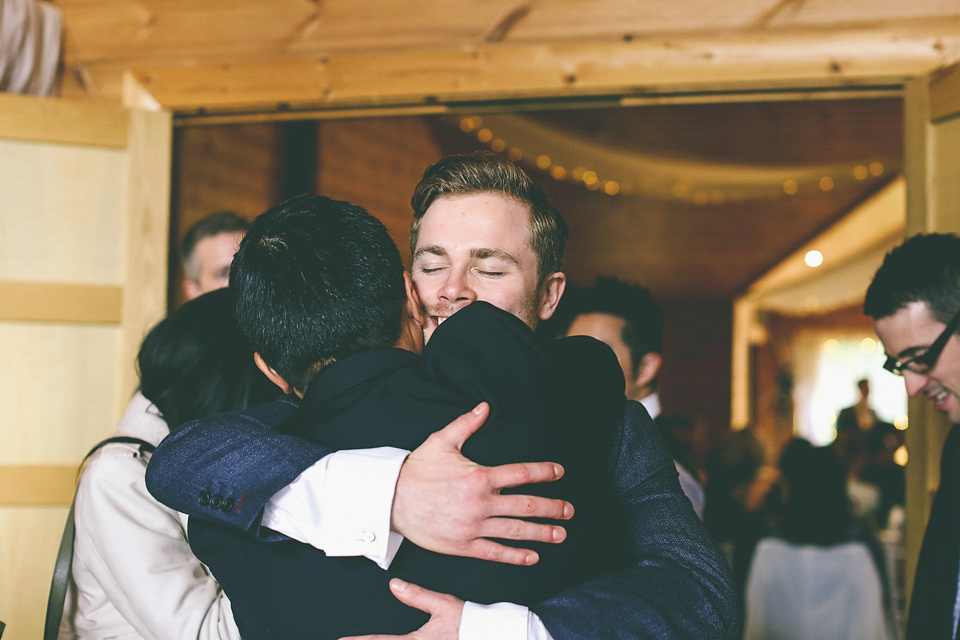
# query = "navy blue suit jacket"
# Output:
<box><xmin>147</xmin><ymin>305</ymin><xmax>740</xmax><ymax>639</ymax></box>
<box><xmin>906</xmin><ymin>424</ymin><xmax>960</xmax><ymax>640</ymax></box>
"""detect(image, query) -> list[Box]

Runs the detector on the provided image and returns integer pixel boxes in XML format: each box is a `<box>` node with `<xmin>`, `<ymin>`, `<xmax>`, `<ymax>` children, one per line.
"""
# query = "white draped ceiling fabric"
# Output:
<box><xmin>0</xmin><ymin>0</ymin><xmax>61</xmax><ymax>96</ymax></box>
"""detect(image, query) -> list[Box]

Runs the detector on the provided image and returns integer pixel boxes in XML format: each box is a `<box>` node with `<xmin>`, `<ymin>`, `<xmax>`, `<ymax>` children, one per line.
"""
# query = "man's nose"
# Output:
<box><xmin>439</xmin><ymin>268</ymin><xmax>476</xmax><ymax>303</ymax></box>
<box><xmin>902</xmin><ymin>370</ymin><xmax>928</xmax><ymax>396</ymax></box>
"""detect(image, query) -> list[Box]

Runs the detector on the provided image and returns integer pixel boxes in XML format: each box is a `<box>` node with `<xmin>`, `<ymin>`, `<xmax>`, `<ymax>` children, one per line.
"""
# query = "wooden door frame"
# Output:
<box><xmin>145</xmin><ymin>64</ymin><xmax>955</xmax><ymax>615</ymax></box>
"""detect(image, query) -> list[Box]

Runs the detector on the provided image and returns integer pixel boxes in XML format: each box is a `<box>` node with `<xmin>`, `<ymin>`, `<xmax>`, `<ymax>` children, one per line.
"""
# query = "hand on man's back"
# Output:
<box><xmin>390</xmin><ymin>402</ymin><xmax>573</xmax><ymax>566</ymax></box>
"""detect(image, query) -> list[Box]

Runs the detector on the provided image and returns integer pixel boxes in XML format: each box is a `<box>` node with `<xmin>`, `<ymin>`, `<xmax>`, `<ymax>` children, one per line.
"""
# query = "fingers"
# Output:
<box><xmin>388</xmin><ymin>579</ymin><xmax>450</xmax><ymax>613</ymax></box>
<box><xmin>486</xmin><ymin>460</ymin><xmax>565</xmax><ymax>490</ymax></box>
<box><xmin>480</xmin><ymin>517</ymin><xmax>567</xmax><ymax>544</ymax></box>
<box><xmin>465</xmin><ymin>538</ymin><xmax>540</xmax><ymax>566</ymax></box>
<box><xmin>488</xmin><ymin>491</ymin><xmax>573</xmax><ymax>521</ymax></box>
<box><xmin>430</xmin><ymin>402</ymin><xmax>490</xmax><ymax>451</ymax></box>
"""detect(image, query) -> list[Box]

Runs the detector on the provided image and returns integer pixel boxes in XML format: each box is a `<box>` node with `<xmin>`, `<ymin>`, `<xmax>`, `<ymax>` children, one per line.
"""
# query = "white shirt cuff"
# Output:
<box><xmin>262</xmin><ymin>447</ymin><xmax>408</xmax><ymax>569</ymax></box>
<box><xmin>460</xmin><ymin>601</ymin><xmax>553</xmax><ymax>640</ymax></box>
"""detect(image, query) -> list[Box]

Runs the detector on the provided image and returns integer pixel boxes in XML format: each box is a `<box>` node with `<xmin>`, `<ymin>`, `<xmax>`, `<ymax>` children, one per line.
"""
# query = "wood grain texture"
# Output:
<box><xmin>0</xmin><ymin>93</ymin><xmax>128</xmax><ymax>147</ymax></box>
<box><xmin>0</xmin><ymin>139</ymin><xmax>126</xmax><ymax>285</ymax></box>
<box><xmin>0</xmin><ymin>466</ymin><xmax>77</xmax><ymax>505</ymax></box>
<box><xmin>117</xmin><ymin>108</ymin><xmax>172</xmax><ymax>412</ymax></box>
<box><xmin>127</xmin><ymin>25</ymin><xmax>958</xmax><ymax>112</ymax></box>
<box><xmin>0</xmin><ymin>281</ymin><xmax>122</xmax><ymax>324</ymax></box>
<box><xmin>0</xmin><ymin>507</ymin><xmax>72</xmax><ymax>639</ymax></box>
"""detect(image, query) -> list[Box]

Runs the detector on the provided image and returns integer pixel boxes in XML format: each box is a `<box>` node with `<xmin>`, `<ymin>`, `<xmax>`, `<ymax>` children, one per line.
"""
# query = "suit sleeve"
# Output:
<box><xmin>531</xmin><ymin>401</ymin><xmax>742</xmax><ymax>640</ymax></box>
<box><xmin>145</xmin><ymin>396</ymin><xmax>329</xmax><ymax>539</ymax></box>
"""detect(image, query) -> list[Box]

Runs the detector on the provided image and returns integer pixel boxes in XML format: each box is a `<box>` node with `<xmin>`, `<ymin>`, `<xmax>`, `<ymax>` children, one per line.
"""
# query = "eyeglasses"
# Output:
<box><xmin>883</xmin><ymin>306</ymin><xmax>960</xmax><ymax>375</ymax></box>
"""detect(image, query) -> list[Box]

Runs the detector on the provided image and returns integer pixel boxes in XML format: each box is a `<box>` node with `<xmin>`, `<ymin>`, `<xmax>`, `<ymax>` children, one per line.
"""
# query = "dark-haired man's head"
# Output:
<box><xmin>866</xmin><ymin>233</ymin><xmax>960</xmax><ymax>422</ymax></box>
<box><xmin>409</xmin><ymin>151</ymin><xmax>568</xmax><ymax>342</ymax></box>
<box><xmin>180</xmin><ymin>211</ymin><xmax>249</xmax><ymax>300</ymax></box>
<box><xmin>565</xmin><ymin>277</ymin><xmax>663</xmax><ymax>402</ymax></box>
<box><xmin>231</xmin><ymin>195</ymin><xmax>424</xmax><ymax>394</ymax></box>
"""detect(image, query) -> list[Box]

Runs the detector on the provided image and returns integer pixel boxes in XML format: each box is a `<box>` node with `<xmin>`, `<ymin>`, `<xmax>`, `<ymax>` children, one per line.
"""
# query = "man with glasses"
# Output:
<box><xmin>865</xmin><ymin>232</ymin><xmax>960</xmax><ymax>640</ymax></box>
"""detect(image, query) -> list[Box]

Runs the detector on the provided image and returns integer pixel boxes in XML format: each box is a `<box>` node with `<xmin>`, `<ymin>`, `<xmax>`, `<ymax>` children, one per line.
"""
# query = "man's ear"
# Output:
<box><xmin>632</xmin><ymin>352</ymin><xmax>663</xmax><ymax>389</ymax></box>
<box><xmin>403</xmin><ymin>271</ymin><xmax>427</xmax><ymax>327</ymax></box>
<box><xmin>537</xmin><ymin>272</ymin><xmax>567</xmax><ymax>321</ymax></box>
<box><xmin>253</xmin><ymin>352</ymin><xmax>295</xmax><ymax>395</ymax></box>
<box><xmin>183</xmin><ymin>279</ymin><xmax>200</xmax><ymax>301</ymax></box>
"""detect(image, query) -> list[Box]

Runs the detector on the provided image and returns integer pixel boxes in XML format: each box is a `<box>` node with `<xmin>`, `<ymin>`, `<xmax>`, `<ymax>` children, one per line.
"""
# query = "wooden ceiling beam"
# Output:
<box><xmin>118</xmin><ymin>23</ymin><xmax>960</xmax><ymax>113</ymax></box>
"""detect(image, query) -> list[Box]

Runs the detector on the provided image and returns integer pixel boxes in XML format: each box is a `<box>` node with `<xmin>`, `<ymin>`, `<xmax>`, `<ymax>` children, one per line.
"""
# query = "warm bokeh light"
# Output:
<box><xmin>824</xmin><ymin>339</ymin><xmax>839</xmax><ymax>353</ymax></box>
<box><xmin>460</xmin><ymin>116</ymin><xmax>481</xmax><ymax>132</ymax></box>
<box><xmin>869</xmin><ymin>161</ymin><xmax>884</xmax><ymax>176</ymax></box>
<box><xmin>536</xmin><ymin>155</ymin><xmax>552</xmax><ymax>170</ymax></box>
<box><xmin>508</xmin><ymin>147</ymin><xmax>523</xmax><ymax>161</ymax></box>
<box><xmin>894</xmin><ymin>445</ymin><xmax>908</xmax><ymax>466</ymax></box>
<box><xmin>571</xmin><ymin>167</ymin><xmax>586</xmax><ymax>181</ymax></box>
<box><xmin>604</xmin><ymin>181</ymin><xmax>620</xmax><ymax>195</ymax></box>
<box><xmin>551</xmin><ymin>165</ymin><xmax>567</xmax><ymax>180</ymax></box>
<box><xmin>490</xmin><ymin>138</ymin><xmax>505</xmax><ymax>152</ymax></box>
<box><xmin>784</xmin><ymin>180</ymin><xmax>798</xmax><ymax>195</ymax></box>
<box><xmin>853</xmin><ymin>165</ymin><xmax>869</xmax><ymax>180</ymax></box>
<box><xmin>819</xmin><ymin>176</ymin><xmax>834</xmax><ymax>191</ymax></box>
<box><xmin>894</xmin><ymin>415</ymin><xmax>908</xmax><ymax>430</ymax></box>
<box><xmin>477</xmin><ymin>128</ymin><xmax>493</xmax><ymax>143</ymax></box>
<box><xmin>805</xmin><ymin>250</ymin><xmax>824</xmax><ymax>267</ymax></box>
<box><xmin>861</xmin><ymin>337</ymin><xmax>877</xmax><ymax>353</ymax></box>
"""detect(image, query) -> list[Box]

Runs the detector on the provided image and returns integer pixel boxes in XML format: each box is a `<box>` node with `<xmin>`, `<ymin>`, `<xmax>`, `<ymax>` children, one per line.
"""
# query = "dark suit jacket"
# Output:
<box><xmin>907</xmin><ymin>424</ymin><xmax>960</xmax><ymax>640</ymax></box>
<box><xmin>147</xmin><ymin>308</ymin><xmax>741</xmax><ymax>639</ymax></box>
<box><xmin>189</xmin><ymin>303</ymin><xmax>627</xmax><ymax>639</ymax></box>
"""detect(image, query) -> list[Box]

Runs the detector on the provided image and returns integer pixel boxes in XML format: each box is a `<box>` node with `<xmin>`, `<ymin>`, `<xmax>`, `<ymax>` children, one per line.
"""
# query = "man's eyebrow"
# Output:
<box><xmin>413</xmin><ymin>245</ymin><xmax>447</xmax><ymax>261</ymax></box>
<box><xmin>471</xmin><ymin>248</ymin><xmax>520</xmax><ymax>265</ymax></box>
<box><xmin>895</xmin><ymin>345</ymin><xmax>928</xmax><ymax>359</ymax></box>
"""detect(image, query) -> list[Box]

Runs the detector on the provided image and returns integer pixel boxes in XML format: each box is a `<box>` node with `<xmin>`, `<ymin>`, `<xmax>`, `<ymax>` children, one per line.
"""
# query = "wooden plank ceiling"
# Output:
<box><xmin>54</xmin><ymin>0</ymin><xmax>960</xmax><ymax>114</ymax></box>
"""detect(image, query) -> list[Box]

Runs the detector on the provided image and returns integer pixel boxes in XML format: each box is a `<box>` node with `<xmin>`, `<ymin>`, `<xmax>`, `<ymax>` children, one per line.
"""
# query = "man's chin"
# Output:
<box><xmin>934</xmin><ymin>394</ymin><xmax>960</xmax><ymax>423</ymax></box>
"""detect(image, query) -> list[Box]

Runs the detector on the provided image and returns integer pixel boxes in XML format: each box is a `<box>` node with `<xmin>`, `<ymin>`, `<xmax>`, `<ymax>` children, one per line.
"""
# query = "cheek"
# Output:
<box><xmin>411</xmin><ymin>276</ymin><xmax>435</xmax><ymax>301</ymax></box>
<box><xmin>486</xmin><ymin>285</ymin><xmax>528</xmax><ymax>315</ymax></box>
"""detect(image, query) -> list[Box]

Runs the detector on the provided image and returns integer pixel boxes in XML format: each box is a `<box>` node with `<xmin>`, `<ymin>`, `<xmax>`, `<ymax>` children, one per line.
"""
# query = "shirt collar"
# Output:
<box><xmin>639</xmin><ymin>392</ymin><xmax>661</xmax><ymax>419</ymax></box>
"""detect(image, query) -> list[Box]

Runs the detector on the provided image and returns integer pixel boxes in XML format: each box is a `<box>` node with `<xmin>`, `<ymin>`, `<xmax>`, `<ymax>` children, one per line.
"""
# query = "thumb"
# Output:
<box><xmin>433</xmin><ymin>402</ymin><xmax>489</xmax><ymax>452</ymax></box>
<box><xmin>388</xmin><ymin>579</ymin><xmax>447</xmax><ymax>614</ymax></box>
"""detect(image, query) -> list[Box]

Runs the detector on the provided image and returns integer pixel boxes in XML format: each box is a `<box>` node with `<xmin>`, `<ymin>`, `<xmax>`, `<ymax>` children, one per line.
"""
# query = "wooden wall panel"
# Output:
<box><xmin>0</xmin><ymin>96</ymin><xmax>170</xmax><ymax>640</ymax></box>
<box><xmin>0</xmin><ymin>140</ymin><xmax>125</xmax><ymax>284</ymax></box>
<box><xmin>0</xmin><ymin>322</ymin><xmax>119</xmax><ymax>463</ymax></box>
<box><xmin>170</xmin><ymin>123</ymin><xmax>287</xmax><ymax>307</ymax></box>
<box><xmin>316</xmin><ymin>117</ymin><xmax>446</xmax><ymax>265</ymax></box>
<box><xmin>0</xmin><ymin>507</ymin><xmax>71</xmax><ymax>640</ymax></box>
<box><xmin>658</xmin><ymin>300</ymin><xmax>733</xmax><ymax>461</ymax></box>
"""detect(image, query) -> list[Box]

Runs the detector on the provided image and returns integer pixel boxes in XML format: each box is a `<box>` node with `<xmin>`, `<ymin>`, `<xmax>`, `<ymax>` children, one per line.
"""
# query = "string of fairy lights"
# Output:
<box><xmin>459</xmin><ymin>115</ymin><xmax>891</xmax><ymax>203</ymax></box>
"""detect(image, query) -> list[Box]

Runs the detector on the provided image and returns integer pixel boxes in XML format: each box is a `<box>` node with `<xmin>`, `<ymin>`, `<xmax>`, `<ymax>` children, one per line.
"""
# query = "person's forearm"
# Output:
<box><xmin>531</xmin><ymin>402</ymin><xmax>740</xmax><ymax>640</ymax></box>
<box><xmin>145</xmin><ymin>396</ymin><xmax>326</xmax><ymax>537</ymax></box>
<box><xmin>262</xmin><ymin>446</ymin><xmax>408</xmax><ymax>567</ymax></box>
